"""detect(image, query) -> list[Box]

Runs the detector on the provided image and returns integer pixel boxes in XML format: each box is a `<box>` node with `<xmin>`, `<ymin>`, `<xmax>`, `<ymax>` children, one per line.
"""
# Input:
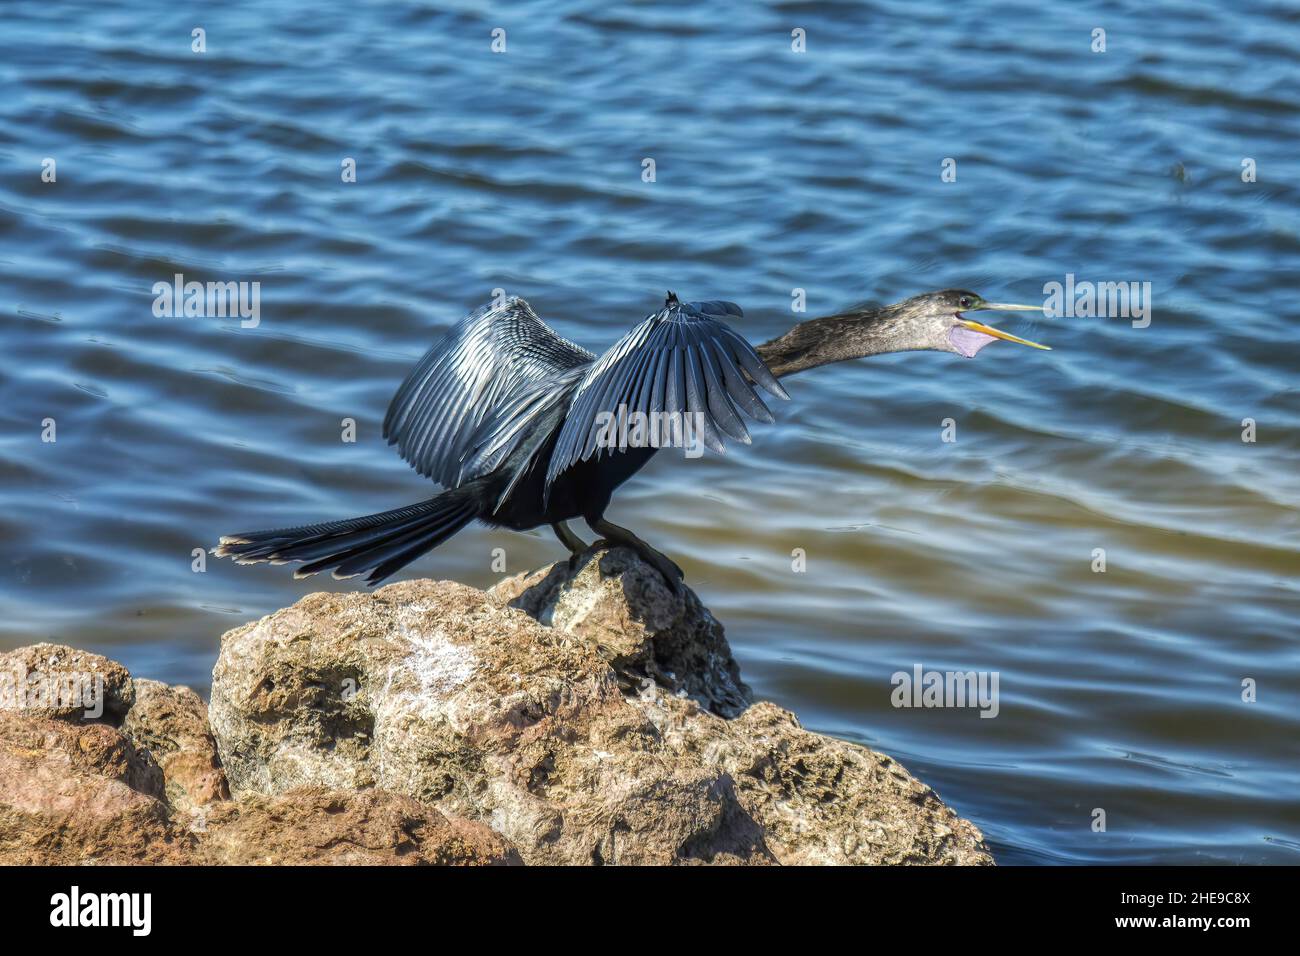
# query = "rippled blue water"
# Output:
<box><xmin>2</xmin><ymin>0</ymin><xmax>1297</xmax><ymax>864</ymax></box>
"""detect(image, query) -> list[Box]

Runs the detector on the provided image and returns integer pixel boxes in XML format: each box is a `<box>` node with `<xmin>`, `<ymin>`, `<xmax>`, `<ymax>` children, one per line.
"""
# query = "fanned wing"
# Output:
<box><xmin>458</xmin><ymin>365</ymin><xmax>586</xmax><ymax>508</ymax></box>
<box><xmin>545</xmin><ymin>299</ymin><xmax>788</xmax><ymax>495</ymax></box>
<box><xmin>382</xmin><ymin>297</ymin><xmax>596</xmax><ymax>487</ymax></box>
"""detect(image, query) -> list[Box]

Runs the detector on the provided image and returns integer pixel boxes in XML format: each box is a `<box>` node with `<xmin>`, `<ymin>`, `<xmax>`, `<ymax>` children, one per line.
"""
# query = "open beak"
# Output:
<box><xmin>959</xmin><ymin>302</ymin><xmax>1050</xmax><ymax>351</ymax></box>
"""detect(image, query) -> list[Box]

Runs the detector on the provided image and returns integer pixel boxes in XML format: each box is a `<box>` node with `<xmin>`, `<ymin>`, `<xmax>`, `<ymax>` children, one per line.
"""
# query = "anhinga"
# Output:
<box><xmin>216</xmin><ymin>290</ymin><xmax>1048</xmax><ymax>589</ymax></box>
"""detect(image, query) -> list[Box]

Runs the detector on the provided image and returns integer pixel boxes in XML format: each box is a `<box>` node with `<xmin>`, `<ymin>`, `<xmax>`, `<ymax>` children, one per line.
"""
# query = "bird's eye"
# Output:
<box><xmin>958</xmin><ymin>296</ymin><xmax>973</xmax><ymax>309</ymax></box>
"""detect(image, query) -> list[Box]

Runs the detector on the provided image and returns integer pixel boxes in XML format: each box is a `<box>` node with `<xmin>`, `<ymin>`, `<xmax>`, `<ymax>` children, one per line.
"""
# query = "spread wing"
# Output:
<box><xmin>455</xmin><ymin>368</ymin><xmax>586</xmax><ymax>510</ymax></box>
<box><xmin>545</xmin><ymin>298</ymin><xmax>788</xmax><ymax>495</ymax></box>
<box><xmin>383</xmin><ymin>297</ymin><xmax>595</xmax><ymax>487</ymax></box>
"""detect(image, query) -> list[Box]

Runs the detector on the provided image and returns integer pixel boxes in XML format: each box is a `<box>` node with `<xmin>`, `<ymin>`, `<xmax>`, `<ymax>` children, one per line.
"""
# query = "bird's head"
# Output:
<box><xmin>757</xmin><ymin>287</ymin><xmax>1051</xmax><ymax>378</ymax></box>
<box><xmin>891</xmin><ymin>289</ymin><xmax>1049</xmax><ymax>357</ymax></box>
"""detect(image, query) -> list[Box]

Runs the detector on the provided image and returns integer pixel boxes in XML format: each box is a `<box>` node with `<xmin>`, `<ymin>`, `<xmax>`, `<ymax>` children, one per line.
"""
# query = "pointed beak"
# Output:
<box><xmin>978</xmin><ymin>302</ymin><xmax>1046</xmax><ymax>313</ymax></box>
<box><xmin>959</xmin><ymin>302</ymin><xmax>1051</xmax><ymax>350</ymax></box>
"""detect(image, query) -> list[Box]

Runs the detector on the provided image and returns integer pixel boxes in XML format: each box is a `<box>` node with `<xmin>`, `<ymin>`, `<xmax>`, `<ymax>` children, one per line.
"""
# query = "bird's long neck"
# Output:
<box><xmin>756</xmin><ymin>304</ymin><xmax>906</xmax><ymax>378</ymax></box>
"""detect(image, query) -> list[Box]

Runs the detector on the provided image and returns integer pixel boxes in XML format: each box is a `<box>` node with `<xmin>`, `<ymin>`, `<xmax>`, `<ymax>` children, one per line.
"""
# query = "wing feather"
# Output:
<box><xmin>545</xmin><ymin>298</ymin><xmax>785</xmax><ymax>494</ymax></box>
<box><xmin>710</xmin><ymin>338</ymin><xmax>775</xmax><ymax>423</ymax></box>
<box><xmin>697</xmin><ymin>336</ymin><xmax>750</xmax><ymax>443</ymax></box>
<box><xmin>382</xmin><ymin>297</ymin><xmax>595</xmax><ymax>487</ymax></box>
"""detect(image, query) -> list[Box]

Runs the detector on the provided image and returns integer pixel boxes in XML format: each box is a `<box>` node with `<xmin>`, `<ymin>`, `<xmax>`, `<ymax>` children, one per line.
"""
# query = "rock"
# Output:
<box><xmin>0</xmin><ymin>644</ymin><xmax>203</xmax><ymax>864</ymax></box>
<box><xmin>210</xmin><ymin>579</ymin><xmax>734</xmax><ymax>865</ymax></box>
<box><xmin>0</xmin><ymin>643</ymin><xmax>134</xmax><ymax>722</ymax></box>
<box><xmin>0</xmin><ymin>552</ymin><xmax>993</xmax><ymax>865</ymax></box>
<box><xmin>0</xmin><ymin>711</ymin><xmax>189</xmax><ymax>864</ymax></box>
<box><xmin>642</xmin><ymin>699</ymin><xmax>989</xmax><ymax>865</ymax></box>
<box><xmin>211</xmin><ymin>549</ymin><xmax>993</xmax><ymax>865</ymax></box>
<box><xmin>193</xmin><ymin>788</ymin><xmax>521</xmax><ymax>865</ymax></box>
<box><xmin>0</xmin><ymin>649</ymin><xmax>522</xmax><ymax>866</ymax></box>
<box><xmin>0</xmin><ymin>643</ymin><xmax>228</xmax><ymax>814</ymax></box>
<box><xmin>122</xmin><ymin>679</ymin><xmax>230</xmax><ymax>811</ymax></box>
<box><xmin>490</xmin><ymin>548</ymin><xmax>752</xmax><ymax>717</ymax></box>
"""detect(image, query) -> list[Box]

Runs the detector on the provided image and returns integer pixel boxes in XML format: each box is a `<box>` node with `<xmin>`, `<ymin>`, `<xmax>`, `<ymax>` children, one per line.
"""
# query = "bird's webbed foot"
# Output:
<box><xmin>586</xmin><ymin>518</ymin><xmax>685</xmax><ymax>594</ymax></box>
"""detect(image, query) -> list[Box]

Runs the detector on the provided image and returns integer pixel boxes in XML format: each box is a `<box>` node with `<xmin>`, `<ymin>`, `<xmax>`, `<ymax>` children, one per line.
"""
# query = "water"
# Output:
<box><xmin>2</xmin><ymin>0</ymin><xmax>1297</xmax><ymax>865</ymax></box>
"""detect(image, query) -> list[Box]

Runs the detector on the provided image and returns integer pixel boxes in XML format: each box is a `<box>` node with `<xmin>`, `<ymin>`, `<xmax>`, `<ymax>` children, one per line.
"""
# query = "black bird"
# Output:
<box><xmin>216</xmin><ymin>290</ymin><xmax>1047</xmax><ymax>589</ymax></box>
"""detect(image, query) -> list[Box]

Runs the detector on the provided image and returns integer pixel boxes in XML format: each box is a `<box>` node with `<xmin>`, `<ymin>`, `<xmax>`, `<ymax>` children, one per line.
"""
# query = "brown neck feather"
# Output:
<box><xmin>756</xmin><ymin>304</ymin><xmax>910</xmax><ymax>378</ymax></box>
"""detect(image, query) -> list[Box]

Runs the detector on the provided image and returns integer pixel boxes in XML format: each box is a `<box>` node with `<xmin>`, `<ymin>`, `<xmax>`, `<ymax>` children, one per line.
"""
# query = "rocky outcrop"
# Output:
<box><xmin>0</xmin><ymin>548</ymin><xmax>991</xmax><ymax>865</ymax></box>
<box><xmin>490</xmin><ymin>547</ymin><xmax>752</xmax><ymax>717</ymax></box>
<box><xmin>0</xmin><ymin>711</ymin><xmax>186</xmax><ymax>864</ymax></box>
<box><xmin>191</xmin><ymin>789</ymin><xmax>520</xmax><ymax>865</ymax></box>
<box><xmin>0</xmin><ymin>644</ymin><xmax>134</xmax><ymax>722</ymax></box>
<box><xmin>122</xmin><ymin>679</ymin><xmax>229</xmax><ymax>812</ymax></box>
<box><xmin>0</xmin><ymin>646</ymin><xmax>518</xmax><ymax>866</ymax></box>
<box><xmin>210</xmin><ymin>548</ymin><xmax>993</xmax><ymax>865</ymax></box>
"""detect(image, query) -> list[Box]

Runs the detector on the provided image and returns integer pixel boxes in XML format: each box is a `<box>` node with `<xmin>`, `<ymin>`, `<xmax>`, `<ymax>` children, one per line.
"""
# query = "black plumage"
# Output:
<box><xmin>217</xmin><ymin>294</ymin><xmax>787</xmax><ymax>589</ymax></box>
<box><xmin>218</xmin><ymin>287</ymin><xmax>1050</xmax><ymax>588</ymax></box>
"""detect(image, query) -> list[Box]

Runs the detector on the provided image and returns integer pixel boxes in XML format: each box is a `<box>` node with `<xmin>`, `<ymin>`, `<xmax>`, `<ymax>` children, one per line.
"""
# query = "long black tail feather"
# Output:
<box><xmin>215</xmin><ymin>489</ymin><xmax>479</xmax><ymax>585</ymax></box>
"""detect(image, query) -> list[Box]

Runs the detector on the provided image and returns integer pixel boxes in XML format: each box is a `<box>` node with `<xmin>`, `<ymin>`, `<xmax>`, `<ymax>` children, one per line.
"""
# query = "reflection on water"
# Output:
<box><xmin>1</xmin><ymin>0</ymin><xmax>1297</xmax><ymax>864</ymax></box>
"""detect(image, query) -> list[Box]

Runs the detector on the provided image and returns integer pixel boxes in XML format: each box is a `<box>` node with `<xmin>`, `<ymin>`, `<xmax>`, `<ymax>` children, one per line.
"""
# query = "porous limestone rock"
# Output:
<box><xmin>1</xmin><ymin>551</ymin><xmax>993</xmax><ymax>866</ymax></box>
<box><xmin>490</xmin><ymin>547</ymin><xmax>752</xmax><ymax>717</ymax></box>
<box><xmin>0</xmin><ymin>711</ymin><xmax>188</xmax><ymax>864</ymax></box>
<box><xmin>210</xmin><ymin>548</ymin><xmax>993</xmax><ymax>865</ymax></box>
<box><xmin>0</xmin><ymin>643</ymin><xmax>134</xmax><ymax>722</ymax></box>
<box><xmin>122</xmin><ymin>679</ymin><xmax>230</xmax><ymax>812</ymax></box>
<box><xmin>193</xmin><ymin>788</ymin><xmax>521</xmax><ymax>865</ymax></box>
<box><xmin>0</xmin><ymin>646</ymin><xmax>518</xmax><ymax>866</ymax></box>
